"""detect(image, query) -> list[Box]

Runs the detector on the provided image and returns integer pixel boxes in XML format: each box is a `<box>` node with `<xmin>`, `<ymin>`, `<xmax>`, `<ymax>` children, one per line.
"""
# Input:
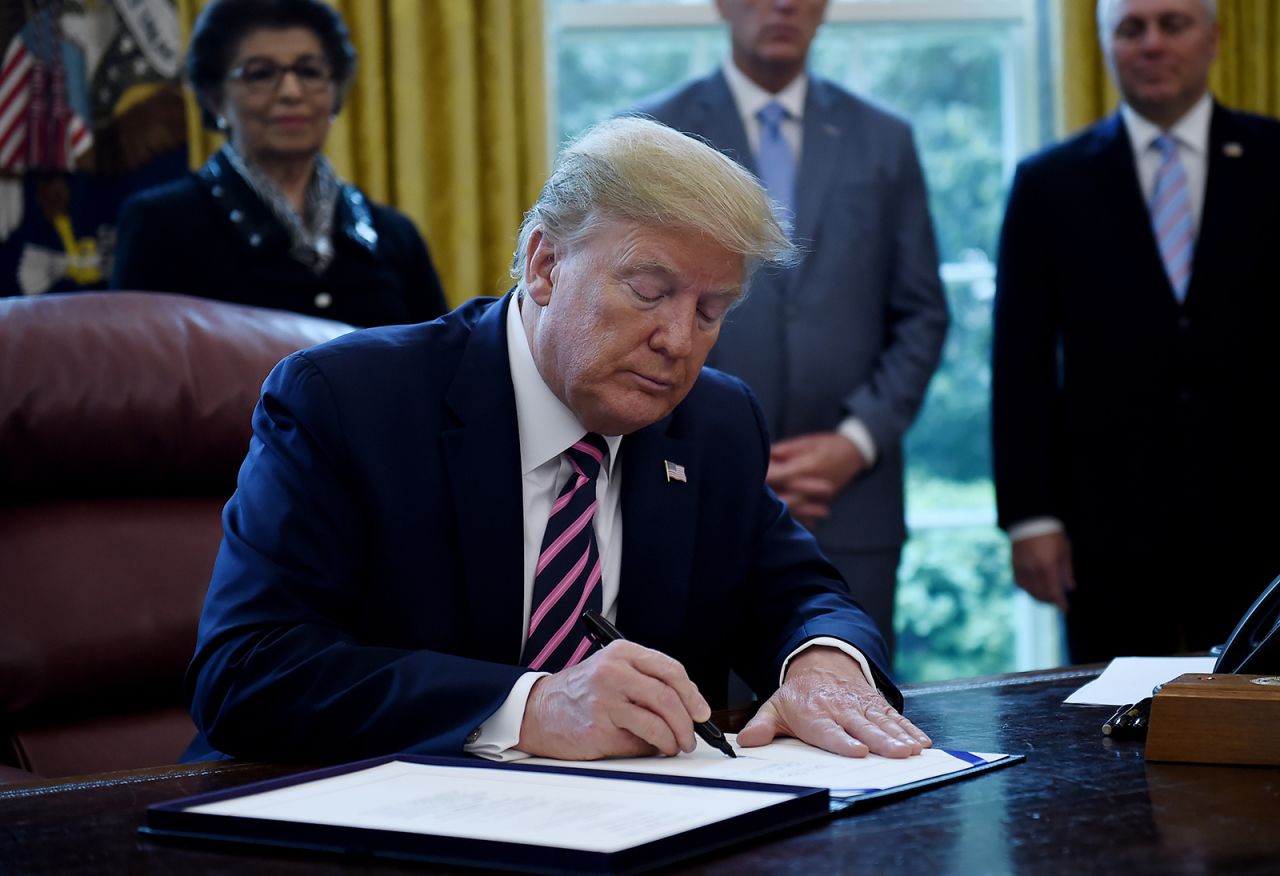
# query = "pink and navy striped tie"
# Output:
<box><xmin>523</xmin><ymin>433</ymin><xmax>608</xmax><ymax>672</ymax></box>
<box><xmin>1149</xmin><ymin>134</ymin><xmax>1194</xmax><ymax>303</ymax></box>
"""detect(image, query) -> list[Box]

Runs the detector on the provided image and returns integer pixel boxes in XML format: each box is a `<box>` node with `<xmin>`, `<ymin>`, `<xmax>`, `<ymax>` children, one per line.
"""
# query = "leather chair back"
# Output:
<box><xmin>0</xmin><ymin>292</ymin><xmax>352</xmax><ymax>781</ymax></box>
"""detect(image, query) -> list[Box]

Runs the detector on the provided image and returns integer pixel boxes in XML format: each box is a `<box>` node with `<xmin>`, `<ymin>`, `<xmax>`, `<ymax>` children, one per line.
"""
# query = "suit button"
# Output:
<box><xmin>229</xmin><ymin>209</ymin><xmax>244</xmax><ymax>223</ymax></box>
<box><xmin>1178</xmin><ymin>316</ymin><xmax>1191</xmax><ymax>330</ymax></box>
<box><xmin>785</xmin><ymin>303</ymin><xmax>801</xmax><ymax>319</ymax></box>
<box><xmin>211</xmin><ymin>185</ymin><xmax>224</xmax><ymax>198</ymax></box>
<box><xmin>249</xmin><ymin>233</ymin><xmax>262</xmax><ymax>247</ymax></box>
<box><xmin>314</xmin><ymin>292</ymin><xmax>333</xmax><ymax>309</ymax></box>
<box><xmin>1179</xmin><ymin>390</ymin><xmax>1192</xmax><ymax>404</ymax></box>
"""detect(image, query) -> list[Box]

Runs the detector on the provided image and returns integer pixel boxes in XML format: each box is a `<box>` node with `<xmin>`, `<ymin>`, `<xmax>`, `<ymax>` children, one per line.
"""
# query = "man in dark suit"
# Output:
<box><xmin>185</xmin><ymin>117</ymin><xmax>931</xmax><ymax>764</ymax></box>
<box><xmin>629</xmin><ymin>0</ymin><xmax>948</xmax><ymax>658</ymax></box>
<box><xmin>992</xmin><ymin>0</ymin><xmax>1280</xmax><ymax>662</ymax></box>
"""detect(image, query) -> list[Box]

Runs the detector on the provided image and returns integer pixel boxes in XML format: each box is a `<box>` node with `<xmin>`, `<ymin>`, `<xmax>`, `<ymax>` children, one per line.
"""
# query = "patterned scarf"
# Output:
<box><xmin>222</xmin><ymin>144</ymin><xmax>340</xmax><ymax>274</ymax></box>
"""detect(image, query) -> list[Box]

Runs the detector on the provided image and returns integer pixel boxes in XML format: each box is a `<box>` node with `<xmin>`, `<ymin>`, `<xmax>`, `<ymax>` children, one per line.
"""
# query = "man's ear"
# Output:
<box><xmin>523</xmin><ymin>227</ymin><xmax>557</xmax><ymax>307</ymax></box>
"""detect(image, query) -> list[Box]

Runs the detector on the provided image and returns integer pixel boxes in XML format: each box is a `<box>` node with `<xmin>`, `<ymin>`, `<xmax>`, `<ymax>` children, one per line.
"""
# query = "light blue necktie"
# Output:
<box><xmin>1149</xmin><ymin>134</ymin><xmax>1194</xmax><ymax>303</ymax></box>
<box><xmin>755</xmin><ymin>101</ymin><xmax>795</xmax><ymax>228</ymax></box>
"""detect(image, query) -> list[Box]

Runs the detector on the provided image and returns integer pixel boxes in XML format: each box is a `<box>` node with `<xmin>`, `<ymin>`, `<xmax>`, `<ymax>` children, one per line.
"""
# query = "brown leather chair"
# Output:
<box><xmin>0</xmin><ymin>292</ymin><xmax>352</xmax><ymax>783</ymax></box>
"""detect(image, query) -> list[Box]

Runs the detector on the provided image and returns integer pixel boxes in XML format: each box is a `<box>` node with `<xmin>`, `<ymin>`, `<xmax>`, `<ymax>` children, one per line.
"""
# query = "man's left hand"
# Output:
<box><xmin>736</xmin><ymin>646</ymin><xmax>931</xmax><ymax>758</ymax></box>
<box><xmin>767</xmin><ymin>433</ymin><xmax>866</xmax><ymax>528</ymax></box>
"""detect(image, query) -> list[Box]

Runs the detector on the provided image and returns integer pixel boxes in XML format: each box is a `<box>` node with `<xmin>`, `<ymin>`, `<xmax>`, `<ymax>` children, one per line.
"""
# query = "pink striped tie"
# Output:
<box><xmin>1149</xmin><ymin>134</ymin><xmax>1194</xmax><ymax>303</ymax></box>
<box><xmin>523</xmin><ymin>434</ymin><xmax>608</xmax><ymax>672</ymax></box>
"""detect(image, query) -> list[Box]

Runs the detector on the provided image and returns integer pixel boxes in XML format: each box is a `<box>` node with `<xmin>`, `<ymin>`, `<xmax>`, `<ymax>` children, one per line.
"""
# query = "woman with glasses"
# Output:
<box><xmin>111</xmin><ymin>0</ymin><xmax>447</xmax><ymax>328</ymax></box>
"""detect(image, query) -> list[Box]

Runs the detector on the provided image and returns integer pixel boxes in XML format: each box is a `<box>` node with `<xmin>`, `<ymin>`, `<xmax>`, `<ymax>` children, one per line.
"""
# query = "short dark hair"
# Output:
<box><xmin>187</xmin><ymin>0</ymin><xmax>357</xmax><ymax>130</ymax></box>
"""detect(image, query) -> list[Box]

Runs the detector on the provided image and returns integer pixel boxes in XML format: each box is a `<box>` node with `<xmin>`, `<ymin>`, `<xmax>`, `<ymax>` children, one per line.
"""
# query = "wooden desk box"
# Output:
<box><xmin>1144</xmin><ymin>673</ymin><xmax>1280</xmax><ymax>766</ymax></box>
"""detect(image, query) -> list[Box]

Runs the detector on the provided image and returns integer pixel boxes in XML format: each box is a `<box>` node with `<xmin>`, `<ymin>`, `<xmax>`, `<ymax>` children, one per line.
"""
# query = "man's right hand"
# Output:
<box><xmin>516</xmin><ymin>641</ymin><xmax>711</xmax><ymax>760</ymax></box>
<box><xmin>1011</xmin><ymin>531</ymin><xmax>1075</xmax><ymax>613</ymax></box>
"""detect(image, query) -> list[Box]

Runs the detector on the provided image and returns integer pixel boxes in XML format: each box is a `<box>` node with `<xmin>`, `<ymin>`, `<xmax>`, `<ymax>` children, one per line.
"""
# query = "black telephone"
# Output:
<box><xmin>1213</xmin><ymin>574</ymin><xmax>1280</xmax><ymax>674</ymax></box>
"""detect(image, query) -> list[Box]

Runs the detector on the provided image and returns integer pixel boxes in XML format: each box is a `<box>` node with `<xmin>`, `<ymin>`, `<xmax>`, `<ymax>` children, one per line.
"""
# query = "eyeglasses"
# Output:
<box><xmin>227</xmin><ymin>58</ymin><xmax>334</xmax><ymax>94</ymax></box>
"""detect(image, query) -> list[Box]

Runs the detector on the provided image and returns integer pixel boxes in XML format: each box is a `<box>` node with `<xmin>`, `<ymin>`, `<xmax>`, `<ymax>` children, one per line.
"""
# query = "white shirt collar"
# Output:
<box><xmin>1121</xmin><ymin>91</ymin><xmax>1213</xmax><ymax>157</ymax></box>
<box><xmin>721</xmin><ymin>56</ymin><xmax>807</xmax><ymax>124</ymax></box>
<box><xmin>505</xmin><ymin>292</ymin><xmax>622</xmax><ymax>476</ymax></box>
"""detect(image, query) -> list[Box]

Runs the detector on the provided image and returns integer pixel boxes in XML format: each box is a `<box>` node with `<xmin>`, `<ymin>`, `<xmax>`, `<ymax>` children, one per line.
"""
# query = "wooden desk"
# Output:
<box><xmin>3</xmin><ymin>665</ymin><xmax>1277</xmax><ymax>875</ymax></box>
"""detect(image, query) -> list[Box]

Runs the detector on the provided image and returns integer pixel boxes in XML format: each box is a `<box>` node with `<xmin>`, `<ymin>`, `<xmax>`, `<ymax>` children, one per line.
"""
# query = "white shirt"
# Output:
<box><xmin>1122</xmin><ymin>92</ymin><xmax>1212</xmax><ymax>233</ymax></box>
<box><xmin>720</xmin><ymin>58</ymin><xmax>878</xmax><ymax>467</ymax></box>
<box><xmin>466</xmin><ymin>295</ymin><xmax>875</xmax><ymax>760</ymax></box>
<box><xmin>1007</xmin><ymin>94</ymin><xmax>1213</xmax><ymax>545</ymax></box>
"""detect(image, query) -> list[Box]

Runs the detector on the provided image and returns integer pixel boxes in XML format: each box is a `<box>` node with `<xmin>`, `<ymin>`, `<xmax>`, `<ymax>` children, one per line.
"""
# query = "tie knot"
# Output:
<box><xmin>757</xmin><ymin>101</ymin><xmax>788</xmax><ymax>132</ymax></box>
<box><xmin>1153</xmin><ymin>133</ymin><xmax>1178</xmax><ymax>160</ymax></box>
<box><xmin>566</xmin><ymin>433</ymin><xmax>608</xmax><ymax>481</ymax></box>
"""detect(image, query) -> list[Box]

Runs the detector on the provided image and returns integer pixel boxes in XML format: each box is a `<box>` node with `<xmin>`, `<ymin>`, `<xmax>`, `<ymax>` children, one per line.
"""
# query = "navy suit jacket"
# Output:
<box><xmin>992</xmin><ymin>105</ymin><xmax>1280</xmax><ymax>628</ymax></box>
<box><xmin>632</xmin><ymin>71</ymin><xmax>948</xmax><ymax>551</ymax></box>
<box><xmin>186</xmin><ymin>294</ymin><xmax>898</xmax><ymax>763</ymax></box>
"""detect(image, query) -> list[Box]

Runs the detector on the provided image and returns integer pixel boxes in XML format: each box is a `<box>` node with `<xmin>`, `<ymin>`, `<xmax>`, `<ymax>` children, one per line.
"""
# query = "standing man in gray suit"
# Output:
<box><xmin>630</xmin><ymin>0</ymin><xmax>948</xmax><ymax>659</ymax></box>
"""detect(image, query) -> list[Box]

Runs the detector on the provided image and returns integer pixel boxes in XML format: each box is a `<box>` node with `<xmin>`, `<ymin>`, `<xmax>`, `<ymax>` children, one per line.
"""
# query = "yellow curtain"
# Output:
<box><xmin>1061</xmin><ymin>0</ymin><xmax>1280</xmax><ymax>135</ymax></box>
<box><xmin>177</xmin><ymin>0</ymin><xmax>548</xmax><ymax>307</ymax></box>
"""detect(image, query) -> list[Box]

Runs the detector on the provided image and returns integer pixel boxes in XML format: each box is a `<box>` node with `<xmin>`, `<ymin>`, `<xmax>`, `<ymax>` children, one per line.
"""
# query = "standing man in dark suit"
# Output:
<box><xmin>629</xmin><ymin>0</ymin><xmax>949</xmax><ymax>660</ymax></box>
<box><xmin>185</xmin><ymin>117</ymin><xmax>931</xmax><ymax>764</ymax></box>
<box><xmin>992</xmin><ymin>0</ymin><xmax>1280</xmax><ymax>663</ymax></box>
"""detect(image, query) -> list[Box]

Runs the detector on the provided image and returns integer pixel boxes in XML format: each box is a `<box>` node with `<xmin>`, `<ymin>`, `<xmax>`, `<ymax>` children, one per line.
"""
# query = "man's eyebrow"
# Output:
<box><xmin>623</xmin><ymin>259</ymin><xmax>678</xmax><ymax>279</ymax></box>
<box><xmin>624</xmin><ymin>260</ymin><xmax>741</xmax><ymax>293</ymax></box>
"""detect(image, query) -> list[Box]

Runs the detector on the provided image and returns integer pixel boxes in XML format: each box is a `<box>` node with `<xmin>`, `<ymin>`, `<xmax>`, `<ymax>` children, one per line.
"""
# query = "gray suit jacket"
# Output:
<box><xmin>631</xmin><ymin>71</ymin><xmax>948</xmax><ymax>551</ymax></box>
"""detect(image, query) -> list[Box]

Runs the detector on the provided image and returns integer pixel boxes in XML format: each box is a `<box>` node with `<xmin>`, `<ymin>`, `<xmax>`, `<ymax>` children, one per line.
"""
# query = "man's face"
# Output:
<box><xmin>716</xmin><ymin>0</ymin><xmax>828</xmax><ymax>89</ymax></box>
<box><xmin>1101</xmin><ymin>0</ymin><xmax>1218</xmax><ymax>127</ymax></box>
<box><xmin>522</xmin><ymin>218</ymin><xmax>744</xmax><ymax>436</ymax></box>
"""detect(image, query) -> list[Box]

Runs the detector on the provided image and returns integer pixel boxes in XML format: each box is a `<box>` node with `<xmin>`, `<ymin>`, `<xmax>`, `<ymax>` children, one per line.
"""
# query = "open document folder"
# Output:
<box><xmin>143</xmin><ymin>755</ymin><xmax>829</xmax><ymax>875</ymax></box>
<box><xmin>524</xmin><ymin>734</ymin><xmax>1019</xmax><ymax>813</ymax></box>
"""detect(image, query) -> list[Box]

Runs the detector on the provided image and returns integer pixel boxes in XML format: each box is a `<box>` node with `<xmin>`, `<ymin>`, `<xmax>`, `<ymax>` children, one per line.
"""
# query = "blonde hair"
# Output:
<box><xmin>512</xmin><ymin>116</ymin><xmax>795</xmax><ymax>284</ymax></box>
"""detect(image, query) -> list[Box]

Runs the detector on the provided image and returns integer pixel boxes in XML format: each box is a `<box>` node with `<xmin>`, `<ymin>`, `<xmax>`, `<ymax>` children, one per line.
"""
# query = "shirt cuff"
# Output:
<box><xmin>1007</xmin><ymin>517</ymin><xmax>1065</xmax><ymax>543</ymax></box>
<box><xmin>462</xmin><ymin>671</ymin><xmax>547</xmax><ymax>762</ymax></box>
<box><xmin>837</xmin><ymin>417</ymin><xmax>877</xmax><ymax>467</ymax></box>
<box><xmin>779</xmin><ymin>636</ymin><xmax>875</xmax><ymax>689</ymax></box>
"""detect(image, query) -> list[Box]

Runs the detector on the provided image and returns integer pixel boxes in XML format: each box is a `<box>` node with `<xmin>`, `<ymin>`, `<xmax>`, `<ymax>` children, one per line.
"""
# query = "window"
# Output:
<box><xmin>549</xmin><ymin>0</ymin><xmax>1064</xmax><ymax>681</ymax></box>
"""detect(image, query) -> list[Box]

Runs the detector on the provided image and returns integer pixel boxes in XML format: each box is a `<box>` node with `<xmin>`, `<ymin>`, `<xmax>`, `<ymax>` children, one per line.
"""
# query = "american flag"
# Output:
<box><xmin>664</xmin><ymin>460</ymin><xmax>687</xmax><ymax>483</ymax></box>
<box><xmin>0</xmin><ymin>4</ymin><xmax>92</xmax><ymax>174</ymax></box>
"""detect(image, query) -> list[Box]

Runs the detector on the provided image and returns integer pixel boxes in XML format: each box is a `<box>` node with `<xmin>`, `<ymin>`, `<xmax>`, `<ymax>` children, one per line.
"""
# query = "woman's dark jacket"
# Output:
<box><xmin>111</xmin><ymin>151</ymin><xmax>447</xmax><ymax>327</ymax></box>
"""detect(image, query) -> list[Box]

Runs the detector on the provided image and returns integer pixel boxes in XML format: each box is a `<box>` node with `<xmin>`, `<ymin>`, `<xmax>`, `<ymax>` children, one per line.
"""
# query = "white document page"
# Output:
<box><xmin>1063</xmin><ymin>656</ymin><xmax>1217</xmax><ymax>705</ymax></box>
<box><xmin>523</xmin><ymin>736</ymin><xmax>1008</xmax><ymax>798</ymax></box>
<box><xmin>187</xmin><ymin>760</ymin><xmax>794</xmax><ymax>853</ymax></box>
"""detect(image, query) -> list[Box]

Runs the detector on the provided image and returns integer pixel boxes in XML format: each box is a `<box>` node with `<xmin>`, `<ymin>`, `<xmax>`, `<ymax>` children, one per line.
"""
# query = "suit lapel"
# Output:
<box><xmin>791</xmin><ymin>78</ymin><xmax>843</xmax><ymax>252</ymax></box>
<box><xmin>442</xmin><ymin>294</ymin><xmax>527</xmax><ymax>664</ymax></box>
<box><xmin>691</xmin><ymin>71</ymin><xmax>755</xmax><ymax>173</ymax></box>
<box><xmin>616</xmin><ymin>418</ymin><xmax>698</xmax><ymax>646</ymax></box>
<box><xmin>1089</xmin><ymin>113</ymin><xmax>1180</xmax><ymax>309</ymax></box>
<box><xmin>1188</xmin><ymin>103</ymin><xmax>1243</xmax><ymax>304</ymax></box>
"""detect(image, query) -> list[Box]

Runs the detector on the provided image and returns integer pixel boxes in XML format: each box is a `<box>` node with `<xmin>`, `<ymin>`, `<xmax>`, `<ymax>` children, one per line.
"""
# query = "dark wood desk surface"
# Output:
<box><xmin>3</xmin><ymin>665</ymin><xmax>1277</xmax><ymax>875</ymax></box>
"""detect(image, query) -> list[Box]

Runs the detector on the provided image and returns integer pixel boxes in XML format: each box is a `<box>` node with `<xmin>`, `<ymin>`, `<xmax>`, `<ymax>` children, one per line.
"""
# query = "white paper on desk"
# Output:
<box><xmin>1063</xmin><ymin>656</ymin><xmax>1217</xmax><ymax>705</ymax></box>
<box><xmin>186</xmin><ymin>760</ymin><xmax>793</xmax><ymax>854</ymax></box>
<box><xmin>523</xmin><ymin>736</ymin><xmax>1008</xmax><ymax>799</ymax></box>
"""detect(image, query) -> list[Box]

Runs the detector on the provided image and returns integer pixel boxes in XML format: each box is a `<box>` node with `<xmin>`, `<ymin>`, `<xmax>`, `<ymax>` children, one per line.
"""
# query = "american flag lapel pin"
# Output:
<box><xmin>663</xmin><ymin>460</ymin><xmax>687</xmax><ymax>483</ymax></box>
<box><xmin>1223</xmin><ymin>142</ymin><xmax>1243</xmax><ymax>157</ymax></box>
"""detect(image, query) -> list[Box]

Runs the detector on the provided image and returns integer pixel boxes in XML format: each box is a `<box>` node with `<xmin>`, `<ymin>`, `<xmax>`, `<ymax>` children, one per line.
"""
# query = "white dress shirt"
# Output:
<box><xmin>1122</xmin><ymin>92</ymin><xmax>1212</xmax><ymax>233</ymax></box>
<box><xmin>1007</xmin><ymin>94</ymin><xmax>1213</xmax><ymax>545</ymax></box>
<box><xmin>720</xmin><ymin>58</ymin><xmax>878</xmax><ymax>467</ymax></box>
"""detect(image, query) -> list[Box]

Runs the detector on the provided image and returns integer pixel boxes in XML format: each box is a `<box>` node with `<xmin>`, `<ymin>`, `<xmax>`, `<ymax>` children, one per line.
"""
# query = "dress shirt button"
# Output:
<box><xmin>229</xmin><ymin>209</ymin><xmax>244</xmax><ymax>223</ymax></box>
<box><xmin>314</xmin><ymin>292</ymin><xmax>333</xmax><ymax>309</ymax></box>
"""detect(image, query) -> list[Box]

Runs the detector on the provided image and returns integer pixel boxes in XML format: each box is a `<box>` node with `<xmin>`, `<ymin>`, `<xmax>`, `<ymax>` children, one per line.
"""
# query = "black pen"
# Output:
<box><xmin>580</xmin><ymin>609</ymin><xmax>737</xmax><ymax>758</ymax></box>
